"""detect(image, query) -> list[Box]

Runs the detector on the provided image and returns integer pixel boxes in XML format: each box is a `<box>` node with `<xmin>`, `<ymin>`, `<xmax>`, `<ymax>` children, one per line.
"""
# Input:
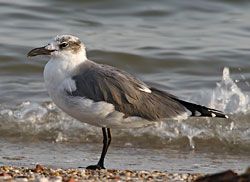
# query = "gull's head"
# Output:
<box><xmin>27</xmin><ymin>35</ymin><xmax>87</xmax><ymax>61</ymax></box>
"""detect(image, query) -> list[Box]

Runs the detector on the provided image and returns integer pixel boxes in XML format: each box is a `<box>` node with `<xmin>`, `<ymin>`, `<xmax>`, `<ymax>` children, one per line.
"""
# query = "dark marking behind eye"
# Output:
<box><xmin>69</xmin><ymin>40</ymin><xmax>81</xmax><ymax>53</ymax></box>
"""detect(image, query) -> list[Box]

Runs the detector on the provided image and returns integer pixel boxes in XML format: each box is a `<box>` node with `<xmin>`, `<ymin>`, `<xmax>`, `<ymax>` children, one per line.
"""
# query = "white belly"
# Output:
<box><xmin>49</xmin><ymin>88</ymin><xmax>153</xmax><ymax>128</ymax></box>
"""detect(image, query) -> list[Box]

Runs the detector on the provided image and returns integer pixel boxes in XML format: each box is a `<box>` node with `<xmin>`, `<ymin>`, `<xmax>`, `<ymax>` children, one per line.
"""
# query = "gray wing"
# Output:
<box><xmin>68</xmin><ymin>61</ymin><xmax>187</xmax><ymax>121</ymax></box>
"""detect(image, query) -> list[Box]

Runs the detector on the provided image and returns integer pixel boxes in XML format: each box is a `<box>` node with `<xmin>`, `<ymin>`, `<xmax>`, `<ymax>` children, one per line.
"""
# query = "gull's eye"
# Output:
<box><xmin>60</xmin><ymin>42</ymin><xmax>69</xmax><ymax>49</ymax></box>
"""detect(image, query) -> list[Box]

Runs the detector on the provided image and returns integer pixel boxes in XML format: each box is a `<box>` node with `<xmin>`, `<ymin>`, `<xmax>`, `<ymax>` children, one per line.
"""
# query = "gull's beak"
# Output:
<box><xmin>27</xmin><ymin>46</ymin><xmax>55</xmax><ymax>57</ymax></box>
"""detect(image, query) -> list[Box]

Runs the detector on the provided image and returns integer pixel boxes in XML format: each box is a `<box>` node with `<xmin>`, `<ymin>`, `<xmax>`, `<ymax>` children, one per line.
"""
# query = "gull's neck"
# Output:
<box><xmin>44</xmin><ymin>49</ymin><xmax>87</xmax><ymax>91</ymax></box>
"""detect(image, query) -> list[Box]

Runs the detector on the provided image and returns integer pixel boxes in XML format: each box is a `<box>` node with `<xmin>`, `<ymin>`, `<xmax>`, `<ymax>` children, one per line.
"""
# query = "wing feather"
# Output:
<box><xmin>68</xmin><ymin>61</ymin><xmax>187</xmax><ymax>120</ymax></box>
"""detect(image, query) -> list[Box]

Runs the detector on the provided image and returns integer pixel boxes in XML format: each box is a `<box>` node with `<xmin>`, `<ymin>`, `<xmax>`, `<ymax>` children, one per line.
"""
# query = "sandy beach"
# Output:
<box><xmin>0</xmin><ymin>165</ymin><xmax>250</xmax><ymax>182</ymax></box>
<box><xmin>0</xmin><ymin>165</ymin><xmax>203</xmax><ymax>182</ymax></box>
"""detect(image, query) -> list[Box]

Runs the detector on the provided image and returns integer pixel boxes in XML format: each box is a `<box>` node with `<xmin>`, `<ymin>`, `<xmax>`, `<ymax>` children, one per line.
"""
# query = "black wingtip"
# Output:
<box><xmin>206</xmin><ymin>108</ymin><xmax>229</xmax><ymax>119</ymax></box>
<box><xmin>173</xmin><ymin>98</ymin><xmax>229</xmax><ymax>119</ymax></box>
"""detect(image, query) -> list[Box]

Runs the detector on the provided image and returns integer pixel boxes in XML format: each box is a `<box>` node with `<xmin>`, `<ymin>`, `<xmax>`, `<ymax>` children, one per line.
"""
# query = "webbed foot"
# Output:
<box><xmin>86</xmin><ymin>164</ymin><xmax>105</xmax><ymax>170</ymax></box>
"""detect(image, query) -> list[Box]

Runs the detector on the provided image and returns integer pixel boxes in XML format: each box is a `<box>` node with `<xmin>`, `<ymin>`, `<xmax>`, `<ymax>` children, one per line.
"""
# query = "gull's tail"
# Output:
<box><xmin>173</xmin><ymin>98</ymin><xmax>228</xmax><ymax>119</ymax></box>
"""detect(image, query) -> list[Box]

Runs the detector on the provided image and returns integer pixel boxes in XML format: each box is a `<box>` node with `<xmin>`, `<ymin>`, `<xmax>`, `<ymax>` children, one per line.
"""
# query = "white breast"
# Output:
<box><xmin>44</xmin><ymin>58</ymin><xmax>77</xmax><ymax>110</ymax></box>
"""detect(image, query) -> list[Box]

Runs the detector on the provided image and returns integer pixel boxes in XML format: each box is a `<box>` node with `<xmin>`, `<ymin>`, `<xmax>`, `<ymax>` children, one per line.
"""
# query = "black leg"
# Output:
<box><xmin>86</xmin><ymin>128</ymin><xmax>111</xmax><ymax>170</ymax></box>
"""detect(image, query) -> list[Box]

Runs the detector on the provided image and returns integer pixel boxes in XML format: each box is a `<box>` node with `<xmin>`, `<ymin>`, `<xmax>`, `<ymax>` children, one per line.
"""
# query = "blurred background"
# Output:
<box><xmin>0</xmin><ymin>0</ymin><xmax>249</xmax><ymax>173</ymax></box>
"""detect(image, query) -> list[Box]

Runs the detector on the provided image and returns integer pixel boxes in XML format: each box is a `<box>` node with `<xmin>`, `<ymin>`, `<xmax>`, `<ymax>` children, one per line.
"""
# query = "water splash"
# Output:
<box><xmin>209</xmin><ymin>67</ymin><xmax>249</xmax><ymax>114</ymax></box>
<box><xmin>0</xmin><ymin>100</ymin><xmax>249</xmax><ymax>151</ymax></box>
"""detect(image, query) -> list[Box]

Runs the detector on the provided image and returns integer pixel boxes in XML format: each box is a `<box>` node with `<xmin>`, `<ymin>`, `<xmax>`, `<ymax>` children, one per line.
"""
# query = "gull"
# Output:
<box><xmin>27</xmin><ymin>35</ymin><xmax>228</xmax><ymax>170</ymax></box>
